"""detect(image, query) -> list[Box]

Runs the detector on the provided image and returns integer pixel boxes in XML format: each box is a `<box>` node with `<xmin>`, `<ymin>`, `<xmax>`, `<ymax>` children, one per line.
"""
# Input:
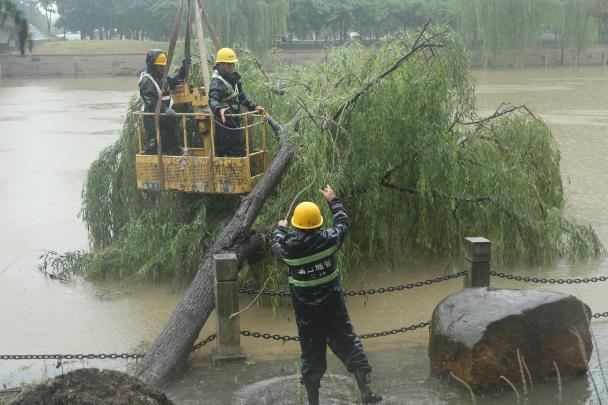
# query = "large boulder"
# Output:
<box><xmin>428</xmin><ymin>287</ymin><xmax>592</xmax><ymax>391</ymax></box>
<box><xmin>10</xmin><ymin>368</ymin><xmax>173</xmax><ymax>404</ymax></box>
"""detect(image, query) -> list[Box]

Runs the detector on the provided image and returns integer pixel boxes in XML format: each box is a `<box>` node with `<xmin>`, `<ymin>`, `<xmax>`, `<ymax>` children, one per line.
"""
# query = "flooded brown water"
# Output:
<box><xmin>1</xmin><ymin>69</ymin><xmax>608</xmax><ymax>403</ymax></box>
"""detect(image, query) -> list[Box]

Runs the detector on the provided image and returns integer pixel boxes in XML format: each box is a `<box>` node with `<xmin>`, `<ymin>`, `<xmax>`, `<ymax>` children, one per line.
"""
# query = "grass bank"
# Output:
<box><xmin>31</xmin><ymin>40</ymin><xmax>169</xmax><ymax>55</ymax></box>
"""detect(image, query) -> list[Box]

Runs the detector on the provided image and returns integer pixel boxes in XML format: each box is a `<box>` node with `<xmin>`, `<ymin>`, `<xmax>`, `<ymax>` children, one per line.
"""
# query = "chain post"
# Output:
<box><xmin>212</xmin><ymin>253</ymin><xmax>247</xmax><ymax>364</ymax></box>
<box><xmin>464</xmin><ymin>237</ymin><xmax>491</xmax><ymax>288</ymax></box>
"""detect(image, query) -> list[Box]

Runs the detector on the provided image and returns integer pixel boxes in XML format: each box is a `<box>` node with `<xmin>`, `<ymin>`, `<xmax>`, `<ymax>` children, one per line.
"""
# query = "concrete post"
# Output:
<box><xmin>212</xmin><ymin>253</ymin><xmax>246</xmax><ymax>364</ymax></box>
<box><xmin>464</xmin><ymin>237</ymin><xmax>491</xmax><ymax>288</ymax></box>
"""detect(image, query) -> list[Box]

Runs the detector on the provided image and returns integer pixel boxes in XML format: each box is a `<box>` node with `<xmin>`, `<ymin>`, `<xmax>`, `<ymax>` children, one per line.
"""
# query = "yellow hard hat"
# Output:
<box><xmin>291</xmin><ymin>202</ymin><xmax>324</xmax><ymax>230</ymax></box>
<box><xmin>154</xmin><ymin>52</ymin><xmax>167</xmax><ymax>66</ymax></box>
<box><xmin>216</xmin><ymin>47</ymin><xmax>238</xmax><ymax>63</ymax></box>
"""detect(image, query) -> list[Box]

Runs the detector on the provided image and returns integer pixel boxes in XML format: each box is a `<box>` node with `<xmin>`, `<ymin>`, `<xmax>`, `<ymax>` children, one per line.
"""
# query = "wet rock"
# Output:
<box><xmin>10</xmin><ymin>368</ymin><xmax>173</xmax><ymax>405</ymax></box>
<box><xmin>428</xmin><ymin>287</ymin><xmax>592</xmax><ymax>391</ymax></box>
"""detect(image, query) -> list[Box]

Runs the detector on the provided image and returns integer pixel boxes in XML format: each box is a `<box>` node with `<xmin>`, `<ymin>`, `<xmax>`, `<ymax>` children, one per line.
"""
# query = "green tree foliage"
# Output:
<box><xmin>52</xmin><ymin>0</ymin><xmax>289</xmax><ymax>50</ymax></box>
<box><xmin>64</xmin><ymin>26</ymin><xmax>602</xmax><ymax>286</ymax></box>
<box><xmin>205</xmin><ymin>0</ymin><xmax>288</xmax><ymax>51</ymax></box>
<box><xmin>54</xmin><ymin>0</ymin><xmax>175</xmax><ymax>40</ymax></box>
<box><xmin>450</xmin><ymin>0</ymin><xmax>603</xmax><ymax>65</ymax></box>
<box><xmin>286</xmin><ymin>0</ymin><xmax>440</xmax><ymax>40</ymax></box>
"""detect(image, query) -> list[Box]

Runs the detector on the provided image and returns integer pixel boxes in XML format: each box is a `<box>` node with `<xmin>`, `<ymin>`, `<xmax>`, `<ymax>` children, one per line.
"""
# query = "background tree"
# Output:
<box><xmin>1</xmin><ymin>0</ymin><xmax>30</xmax><ymax>53</ymax></box>
<box><xmin>35</xmin><ymin>0</ymin><xmax>54</xmax><ymax>34</ymax></box>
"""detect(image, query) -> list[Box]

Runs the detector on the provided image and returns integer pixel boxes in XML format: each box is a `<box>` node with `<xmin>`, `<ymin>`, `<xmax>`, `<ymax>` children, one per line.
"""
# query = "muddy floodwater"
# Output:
<box><xmin>1</xmin><ymin>69</ymin><xmax>608</xmax><ymax>404</ymax></box>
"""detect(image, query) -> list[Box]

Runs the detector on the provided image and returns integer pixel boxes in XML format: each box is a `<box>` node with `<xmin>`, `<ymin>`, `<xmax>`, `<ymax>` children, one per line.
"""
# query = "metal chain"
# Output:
<box><xmin>491</xmin><ymin>271</ymin><xmax>608</xmax><ymax>285</ymax></box>
<box><xmin>241</xmin><ymin>330</ymin><xmax>299</xmax><ymax>342</ymax></box>
<box><xmin>344</xmin><ymin>273</ymin><xmax>466</xmax><ymax>297</ymax></box>
<box><xmin>191</xmin><ymin>334</ymin><xmax>217</xmax><ymax>352</ymax></box>
<box><xmin>3</xmin><ymin>312</ymin><xmax>607</xmax><ymax>361</ymax></box>
<box><xmin>241</xmin><ymin>321</ymin><xmax>431</xmax><ymax>342</ymax></box>
<box><xmin>239</xmin><ymin>272</ymin><xmax>467</xmax><ymax>298</ymax></box>
<box><xmin>238</xmin><ymin>288</ymin><xmax>291</xmax><ymax>297</ymax></box>
<box><xmin>0</xmin><ymin>353</ymin><xmax>144</xmax><ymax>361</ymax></box>
<box><xmin>360</xmin><ymin>322</ymin><xmax>431</xmax><ymax>339</ymax></box>
<box><xmin>0</xmin><ymin>334</ymin><xmax>219</xmax><ymax>361</ymax></box>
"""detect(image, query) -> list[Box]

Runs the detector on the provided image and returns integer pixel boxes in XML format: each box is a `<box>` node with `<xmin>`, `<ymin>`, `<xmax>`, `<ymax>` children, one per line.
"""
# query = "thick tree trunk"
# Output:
<box><xmin>136</xmin><ymin>119</ymin><xmax>294</xmax><ymax>387</ymax></box>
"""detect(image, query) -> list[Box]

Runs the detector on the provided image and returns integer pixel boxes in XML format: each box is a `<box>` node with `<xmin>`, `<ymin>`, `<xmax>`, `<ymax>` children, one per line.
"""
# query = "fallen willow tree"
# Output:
<box><xmin>49</xmin><ymin>25</ymin><xmax>603</xmax><ymax>385</ymax></box>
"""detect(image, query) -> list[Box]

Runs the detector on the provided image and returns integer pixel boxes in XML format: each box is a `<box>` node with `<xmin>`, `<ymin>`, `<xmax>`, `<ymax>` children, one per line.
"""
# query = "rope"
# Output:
<box><xmin>213</xmin><ymin>117</ymin><xmax>267</xmax><ymax>131</ymax></box>
<box><xmin>229</xmin><ymin>266</ymin><xmax>277</xmax><ymax>320</ymax></box>
<box><xmin>229</xmin><ymin>170</ymin><xmax>320</xmax><ymax>319</ymax></box>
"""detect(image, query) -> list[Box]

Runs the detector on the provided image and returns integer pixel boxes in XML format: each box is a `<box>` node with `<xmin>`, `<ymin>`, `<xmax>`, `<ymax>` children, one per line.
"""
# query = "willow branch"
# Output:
<box><xmin>332</xmin><ymin>21</ymin><xmax>446</xmax><ymax>122</ymax></box>
<box><xmin>238</xmin><ymin>48</ymin><xmax>286</xmax><ymax>96</ymax></box>
<box><xmin>454</xmin><ymin>103</ymin><xmax>538</xmax><ymax>146</ymax></box>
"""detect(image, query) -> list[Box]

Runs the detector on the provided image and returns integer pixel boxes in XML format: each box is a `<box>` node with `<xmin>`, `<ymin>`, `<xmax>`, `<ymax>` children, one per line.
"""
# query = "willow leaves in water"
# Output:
<box><xmin>65</xmin><ymin>26</ymin><xmax>602</xmax><ymax>286</ymax></box>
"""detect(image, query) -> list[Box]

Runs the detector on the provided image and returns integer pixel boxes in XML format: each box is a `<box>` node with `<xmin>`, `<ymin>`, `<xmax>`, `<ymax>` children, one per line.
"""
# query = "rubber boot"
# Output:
<box><xmin>354</xmin><ymin>369</ymin><xmax>383</xmax><ymax>403</ymax></box>
<box><xmin>305</xmin><ymin>385</ymin><xmax>320</xmax><ymax>405</ymax></box>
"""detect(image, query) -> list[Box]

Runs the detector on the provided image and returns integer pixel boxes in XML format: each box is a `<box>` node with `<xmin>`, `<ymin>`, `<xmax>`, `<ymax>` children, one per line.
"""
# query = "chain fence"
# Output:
<box><xmin>0</xmin><ymin>334</ymin><xmax>219</xmax><ymax>362</ymax></box>
<box><xmin>0</xmin><ymin>353</ymin><xmax>144</xmax><ymax>361</ymax></box>
<box><xmin>3</xmin><ymin>271</ymin><xmax>608</xmax><ymax>362</ymax></box>
<box><xmin>239</xmin><ymin>272</ymin><xmax>467</xmax><ymax>298</ymax></box>
<box><xmin>240</xmin><ymin>320</ymin><xmax>432</xmax><ymax>342</ymax></box>
<box><xmin>491</xmin><ymin>271</ymin><xmax>608</xmax><ymax>285</ymax></box>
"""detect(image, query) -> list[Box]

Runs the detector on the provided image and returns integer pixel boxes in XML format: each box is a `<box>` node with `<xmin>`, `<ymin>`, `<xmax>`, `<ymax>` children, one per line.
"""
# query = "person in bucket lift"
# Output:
<box><xmin>271</xmin><ymin>185</ymin><xmax>383</xmax><ymax>405</ymax></box>
<box><xmin>139</xmin><ymin>49</ymin><xmax>189</xmax><ymax>155</ymax></box>
<box><xmin>208</xmin><ymin>47</ymin><xmax>265</xmax><ymax>157</ymax></box>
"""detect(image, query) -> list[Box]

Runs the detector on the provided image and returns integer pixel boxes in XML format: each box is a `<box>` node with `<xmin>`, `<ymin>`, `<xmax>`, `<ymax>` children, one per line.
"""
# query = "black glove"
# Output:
<box><xmin>165</xmin><ymin>108</ymin><xmax>177</xmax><ymax>118</ymax></box>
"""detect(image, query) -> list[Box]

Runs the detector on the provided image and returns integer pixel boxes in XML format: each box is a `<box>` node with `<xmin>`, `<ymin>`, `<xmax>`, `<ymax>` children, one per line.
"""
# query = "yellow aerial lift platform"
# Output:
<box><xmin>133</xmin><ymin>0</ymin><xmax>269</xmax><ymax>194</ymax></box>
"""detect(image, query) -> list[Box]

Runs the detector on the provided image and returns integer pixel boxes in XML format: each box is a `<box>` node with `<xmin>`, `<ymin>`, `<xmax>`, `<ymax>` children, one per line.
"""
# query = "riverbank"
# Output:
<box><xmin>3</xmin><ymin>40</ymin><xmax>608</xmax><ymax>78</ymax></box>
<box><xmin>0</xmin><ymin>40</ymin><xmax>167</xmax><ymax>79</ymax></box>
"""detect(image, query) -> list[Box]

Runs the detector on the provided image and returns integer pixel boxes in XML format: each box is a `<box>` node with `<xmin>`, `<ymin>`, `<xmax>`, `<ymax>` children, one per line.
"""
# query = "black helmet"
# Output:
<box><xmin>146</xmin><ymin>49</ymin><xmax>166</xmax><ymax>73</ymax></box>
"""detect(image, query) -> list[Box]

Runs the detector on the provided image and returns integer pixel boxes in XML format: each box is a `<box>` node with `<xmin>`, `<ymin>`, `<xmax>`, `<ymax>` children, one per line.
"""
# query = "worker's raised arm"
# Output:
<box><xmin>320</xmin><ymin>185</ymin><xmax>350</xmax><ymax>246</ymax></box>
<box><xmin>271</xmin><ymin>220</ymin><xmax>289</xmax><ymax>259</ymax></box>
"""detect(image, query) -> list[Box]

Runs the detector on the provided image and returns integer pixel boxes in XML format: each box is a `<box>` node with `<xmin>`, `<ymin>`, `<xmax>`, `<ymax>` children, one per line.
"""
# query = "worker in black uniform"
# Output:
<box><xmin>139</xmin><ymin>49</ymin><xmax>188</xmax><ymax>155</ymax></box>
<box><xmin>208</xmin><ymin>47</ymin><xmax>265</xmax><ymax>157</ymax></box>
<box><xmin>271</xmin><ymin>185</ymin><xmax>383</xmax><ymax>405</ymax></box>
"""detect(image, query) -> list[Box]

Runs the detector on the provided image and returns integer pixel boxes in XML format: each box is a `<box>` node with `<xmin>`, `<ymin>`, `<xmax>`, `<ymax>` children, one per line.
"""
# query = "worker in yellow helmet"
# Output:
<box><xmin>271</xmin><ymin>185</ymin><xmax>383</xmax><ymax>405</ymax></box>
<box><xmin>208</xmin><ymin>47</ymin><xmax>265</xmax><ymax>157</ymax></box>
<box><xmin>138</xmin><ymin>49</ymin><xmax>190</xmax><ymax>155</ymax></box>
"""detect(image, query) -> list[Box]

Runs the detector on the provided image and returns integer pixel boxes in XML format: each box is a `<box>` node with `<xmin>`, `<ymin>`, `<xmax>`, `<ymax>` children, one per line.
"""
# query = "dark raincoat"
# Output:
<box><xmin>138</xmin><ymin>49</ymin><xmax>186</xmax><ymax>155</ymax></box>
<box><xmin>271</xmin><ymin>198</ymin><xmax>372</xmax><ymax>389</ymax></box>
<box><xmin>208</xmin><ymin>66</ymin><xmax>257</xmax><ymax>157</ymax></box>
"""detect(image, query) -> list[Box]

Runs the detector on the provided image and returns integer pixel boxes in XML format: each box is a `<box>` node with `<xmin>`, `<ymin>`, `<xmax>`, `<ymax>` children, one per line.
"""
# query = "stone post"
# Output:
<box><xmin>212</xmin><ymin>253</ymin><xmax>246</xmax><ymax>364</ymax></box>
<box><xmin>464</xmin><ymin>237</ymin><xmax>491</xmax><ymax>288</ymax></box>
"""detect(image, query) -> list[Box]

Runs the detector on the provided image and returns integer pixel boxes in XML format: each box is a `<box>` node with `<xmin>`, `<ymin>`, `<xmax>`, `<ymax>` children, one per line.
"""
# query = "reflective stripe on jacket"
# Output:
<box><xmin>138</xmin><ymin>68</ymin><xmax>184</xmax><ymax>113</ymax></box>
<box><xmin>208</xmin><ymin>68</ymin><xmax>257</xmax><ymax>116</ymax></box>
<box><xmin>272</xmin><ymin>198</ymin><xmax>350</xmax><ymax>303</ymax></box>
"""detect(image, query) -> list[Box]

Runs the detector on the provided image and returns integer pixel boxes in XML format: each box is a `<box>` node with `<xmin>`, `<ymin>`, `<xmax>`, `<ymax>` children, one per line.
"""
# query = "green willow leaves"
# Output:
<box><xmin>69</xmin><ymin>26</ymin><xmax>602</xmax><ymax>286</ymax></box>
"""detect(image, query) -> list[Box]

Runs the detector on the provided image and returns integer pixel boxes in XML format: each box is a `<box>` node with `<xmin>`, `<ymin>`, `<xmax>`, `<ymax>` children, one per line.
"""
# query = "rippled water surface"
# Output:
<box><xmin>1</xmin><ymin>69</ymin><xmax>608</xmax><ymax>403</ymax></box>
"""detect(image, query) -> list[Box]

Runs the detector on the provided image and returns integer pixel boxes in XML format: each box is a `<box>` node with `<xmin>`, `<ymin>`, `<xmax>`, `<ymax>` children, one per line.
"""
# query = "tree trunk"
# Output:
<box><xmin>136</xmin><ymin>119</ymin><xmax>294</xmax><ymax>387</ymax></box>
<box><xmin>135</xmin><ymin>23</ymin><xmax>435</xmax><ymax>388</ymax></box>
